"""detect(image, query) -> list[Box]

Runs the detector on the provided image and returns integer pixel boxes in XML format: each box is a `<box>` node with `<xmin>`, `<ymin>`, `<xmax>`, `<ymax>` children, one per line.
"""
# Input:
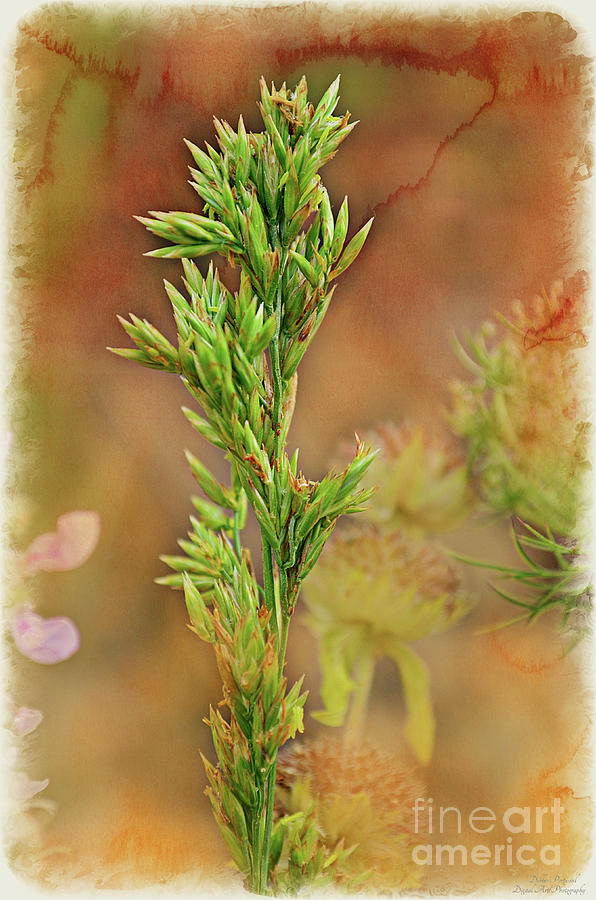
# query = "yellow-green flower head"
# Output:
<box><xmin>355</xmin><ymin>422</ymin><xmax>475</xmax><ymax>537</ymax></box>
<box><xmin>304</xmin><ymin>525</ymin><xmax>471</xmax><ymax>646</ymax></box>
<box><xmin>276</xmin><ymin>737</ymin><xmax>425</xmax><ymax>892</ymax></box>
<box><xmin>449</xmin><ymin>274</ymin><xmax>591</xmax><ymax>538</ymax></box>
<box><xmin>303</xmin><ymin>527</ymin><xmax>473</xmax><ymax>760</ymax></box>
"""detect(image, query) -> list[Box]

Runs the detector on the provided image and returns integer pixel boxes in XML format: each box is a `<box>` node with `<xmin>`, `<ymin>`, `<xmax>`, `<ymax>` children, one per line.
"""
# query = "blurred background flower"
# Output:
<box><xmin>12</xmin><ymin>706</ymin><xmax>44</xmax><ymax>737</ymax></box>
<box><xmin>352</xmin><ymin>422</ymin><xmax>475</xmax><ymax>537</ymax></box>
<box><xmin>303</xmin><ymin>525</ymin><xmax>472</xmax><ymax>762</ymax></box>
<box><xmin>21</xmin><ymin>510</ymin><xmax>101</xmax><ymax>576</ymax></box>
<box><xmin>275</xmin><ymin>737</ymin><xmax>425</xmax><ymax>893</ymax></box>
<box><xmin>12</xmin><ymin>607</ymin><xmax>80</xmax><ymax>664</ymax></box>
<box><xmin>6</xmin><ymin>509</ymin><xmax>100</xmax><ymax>880</ymax></box>
<box><xmin>13</xmin><ymin>774</ymin><xmax>50</xmax><ymax>803</ymax></box>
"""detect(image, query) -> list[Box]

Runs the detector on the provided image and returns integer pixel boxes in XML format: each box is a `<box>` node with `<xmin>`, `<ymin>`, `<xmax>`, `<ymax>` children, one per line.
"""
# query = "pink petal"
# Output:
<box><xmin>13</xmin><ymin>706</ymin><xmax>44</xmax><ymax>736</ymax></box>
<box><xmin>26</xmin><ymin>778</ymin><xmax>50</xmax><ymax>799</ymax></box>
<box><xmin>12</xmin><ymin>608</ymin><xmax>80</xmax><ymax>664</ymax></box>
<box><xmin>23</xmin><ymin>510</ymin><xmax>101</xmax><ymax>575</ymax></box>
<box><xmin>14</xmin><ymin>773</ymin><xmax>50</xmax><ymax>801</ymax></box>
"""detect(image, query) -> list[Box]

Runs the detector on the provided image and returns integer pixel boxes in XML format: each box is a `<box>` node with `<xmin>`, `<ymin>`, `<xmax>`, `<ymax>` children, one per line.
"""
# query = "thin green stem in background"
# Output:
<box><xmin>344</xmin><ymin>652</ymin><xmax>375</xmax><ymax>743</ymax></box>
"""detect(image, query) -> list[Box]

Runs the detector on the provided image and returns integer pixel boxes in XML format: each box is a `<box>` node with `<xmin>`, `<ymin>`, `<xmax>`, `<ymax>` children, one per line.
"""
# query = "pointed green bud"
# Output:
<box><xmin>182</xmin><ymin>574</ymin><xmax>215</xmax><ymax>642</ymax></box>
<box><xmin>247</xmin><ymin>313</ymin><xmax>277</xmax><ymax>358</ymax></box>
<box><xmin>191</xmin><ymin>495</ymin><xmax>232</xmax><ymax>531</ymax></box>
<box><xmin>312</xmin><ymin>75</ymin><xmax>341</xmax><ymax>125</ymax></box>
<box><xmin>289</xmin><ymin>250</ymin><xmax>318</xmax><ymax>288</ymax></box>
<box><xmin>181</xmin><ymin>407</ymin><xmax>226</xmax><ymax>450</ymax></box>
<box><xmin>329</xmin><ymin>217</ymin><xmax>374</xmax><ymax>280</ymax></box>
<box><xmin>329</xmin><ymin>196</ymin><xmax>349</xmax><ymax>261</ymax></box>
<box><xmin>184</xmin><ymin>450</ymin><xmax>234</xmax><ymax>507</ymax></box>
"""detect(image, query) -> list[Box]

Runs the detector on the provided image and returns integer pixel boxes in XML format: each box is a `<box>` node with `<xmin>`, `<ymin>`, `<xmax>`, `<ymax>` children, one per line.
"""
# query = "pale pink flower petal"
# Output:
<box><xmin>26</xmin><ymin>778</ymin><xmax>50</xmax><ymax>799</ymax></box>
<box><xmin>23</xmin><ymin>510</ymin><xmax>101</xmax><ymax>575</ymax></box>
<box><xmin>14</xmin><ymin>772</ymin><xmax>50</xmax><ymax>801</ymax></box>
<box><xmin>13</xmin><ymin>707</ymin><xmax>43</xmax><ymax>736</ymax></box>
<box><xmin>12</xmin><ymin>608</ymin><xmax>80</xmax><ymax>664</ymax></box>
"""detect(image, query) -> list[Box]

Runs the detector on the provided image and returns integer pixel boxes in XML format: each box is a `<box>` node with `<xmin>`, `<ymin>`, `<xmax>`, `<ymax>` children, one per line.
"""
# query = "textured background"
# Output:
<box><xmin>6</xmin><ymin>2</ymin><xmax>593</xmax><ymax>891</ymax></box>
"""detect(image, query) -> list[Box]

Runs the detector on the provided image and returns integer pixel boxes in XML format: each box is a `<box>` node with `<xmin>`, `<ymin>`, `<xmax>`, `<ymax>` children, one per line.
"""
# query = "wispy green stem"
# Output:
<box><xmin>344</xmin><ymin>652</ymin><xmax>375</xmax><ymax>744</ymax></box>
<box><xmin>255</xmin><ymin>536</ymin><xmax>291</xmax><ymax>892</ymax></box>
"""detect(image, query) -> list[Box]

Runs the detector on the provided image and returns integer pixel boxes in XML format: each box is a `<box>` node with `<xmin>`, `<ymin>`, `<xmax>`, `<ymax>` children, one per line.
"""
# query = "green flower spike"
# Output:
<box><xmin>110</xmin><ymin>76</ymin><xmax>375</xmax><ymax>895</ymax></box>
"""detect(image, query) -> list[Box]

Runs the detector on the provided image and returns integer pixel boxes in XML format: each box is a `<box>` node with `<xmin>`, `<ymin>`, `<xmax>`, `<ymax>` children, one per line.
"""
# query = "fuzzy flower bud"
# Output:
<box><xmin>355</xmin><ymin>422</ymin><xmax>475</xmax><ymax>537</ymax></box>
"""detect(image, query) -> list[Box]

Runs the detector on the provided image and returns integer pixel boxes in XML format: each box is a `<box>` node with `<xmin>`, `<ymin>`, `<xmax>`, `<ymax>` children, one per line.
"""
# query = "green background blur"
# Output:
<box><xmin>6</xmin><ymin>3</ymin><xmax>592</xmax><ymax>889</ymax></box>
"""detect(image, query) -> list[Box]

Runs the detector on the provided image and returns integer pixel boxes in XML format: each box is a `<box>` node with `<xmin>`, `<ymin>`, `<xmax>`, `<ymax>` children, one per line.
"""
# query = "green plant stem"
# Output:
<box><xmin>257</xmin><ymin>539</ymin><xmax>292</xmax><ymax>893</ymax></box>
<box><xmin>250</xmin><ymin>797</ymin><xmax>266</xmax><ymax>894</ymax></box>
<box><xmin>232</xmin><ymin>509</ymin><xmax>243</xmax><ymax>560</ymax></box>
<box><xmin>252</xmin><ymin>243</ymin><xmax>295</xmax><ymax>893</ymax></box>
<box><xmin>262</xmin><ymin>535</ymin><xmax>276</xmax><ymax>627</ymax></box>
<box><xmin>278</xmin><ymin>613</ymin><xmax>290</xmax><ymax>678</ymax></box>
<box><xmin>258</xmin><ymin>614</ymin><xmax>291</xmax><ymax>893</ymax></box>
<box><xmin>255</xmin><ymin>532</ymin><xmax>287</xmax><ymax>893</ymax></box>
<box><xmin>260</xmin><ymin>756</ymin><xmax>278</xmax><ymax>891</ymax></box>
<box><xmin>271</xmin><ymin>249</ymin><xmax>288</xmax><ymax>458</ymax></box>
<box><xmin>345</xmin><ymin>652</ymin><xmax>375</xmax><ymax>744</ymax></box>
<box><xmin>271</xmin><ymin>335</ymin><xmax>283</xmax><ymax>448</ymax></box>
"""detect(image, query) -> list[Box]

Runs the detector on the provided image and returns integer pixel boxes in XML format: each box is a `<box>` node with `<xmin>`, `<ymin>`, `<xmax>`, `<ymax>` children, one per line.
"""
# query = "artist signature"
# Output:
<box><xmin>512</xmin><ymin>873</ymin><xmax>587</xmax><ymax>895</ymax></box>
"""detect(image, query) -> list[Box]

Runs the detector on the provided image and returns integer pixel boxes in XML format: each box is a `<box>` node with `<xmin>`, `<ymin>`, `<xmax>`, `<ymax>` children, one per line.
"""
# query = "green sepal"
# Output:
<box><xmin>329</xmin><ymin>195</ymin><xmax>348</xmax><ymax>261</ymax></box>
<box><xmin>145</xmin><ymin>243</ymin><xmax>220</xmax><ymax>260</ymax></box>
<box><xmin>108</xmin><ymin>346</ymin><xmax>176</xmax><ymax>372</ymax></box>
<box><xmin>248</xmin><ymin>313</ymin><xmax>277</xmax><ymax>357</ymax></box>
<box><xmin>190</xmin><ymin>495</ymin><xmax>233</xmax><ymax>531</ymax></box>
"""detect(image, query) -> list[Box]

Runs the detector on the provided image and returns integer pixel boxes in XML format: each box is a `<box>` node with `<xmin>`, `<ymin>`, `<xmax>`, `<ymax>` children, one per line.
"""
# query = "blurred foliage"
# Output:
<box><xmin>449</xmin><ymin>274</ymin><xmax>591</xmax><ymax>540</ymax></box>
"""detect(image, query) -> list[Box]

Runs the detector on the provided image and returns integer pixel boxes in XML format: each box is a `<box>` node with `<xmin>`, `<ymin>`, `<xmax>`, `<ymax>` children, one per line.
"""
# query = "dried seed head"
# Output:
<box><xmin>276</xmin><ymin>736</ymin><xmax>425</xmax><ymax>891</ymax></box>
